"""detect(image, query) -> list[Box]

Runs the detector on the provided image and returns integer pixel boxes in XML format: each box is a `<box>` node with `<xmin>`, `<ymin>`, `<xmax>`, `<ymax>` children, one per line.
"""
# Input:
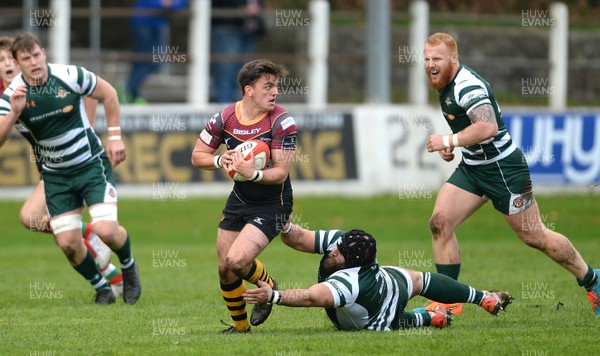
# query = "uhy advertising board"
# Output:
<box><xmin>365</xmin><ymin>107</ymin><xmax>600</xmax><ymax>193</ymax></box>
<box><xmin>503</xmin><ymin>112</ymin><xmax>600</xmax><ymax>185</ymax></box>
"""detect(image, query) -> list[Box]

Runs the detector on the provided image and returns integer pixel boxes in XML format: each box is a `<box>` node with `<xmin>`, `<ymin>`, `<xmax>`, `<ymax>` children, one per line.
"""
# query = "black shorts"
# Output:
<box><xmin>219</xmin><ymin>192</ymin><xmax>293</xmax><ymax>241</ymax></box>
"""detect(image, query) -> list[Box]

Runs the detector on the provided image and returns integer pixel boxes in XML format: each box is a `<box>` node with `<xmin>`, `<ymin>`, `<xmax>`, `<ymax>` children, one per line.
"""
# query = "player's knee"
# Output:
<box><xmin>19</xmin><ymin>205</ymin><xmax>44</xmax><ymax>230</ymax></box>
<box><xmin>57</xmin><ymin>240</ymin><xmax>76</xmax><ymax>260</ymax></box>
<box><xmin>518</xmin><ymin>231</ymin><xmax>546</xmax><ymax>250</ymax></box>
<box><xmin>225</xmin><ymin>256</ymin><xmax>249</xmax><ymax>278</ymax></box>
<box><xmin>429</xmin><ymin>212</ymin><xmax>447</xmax><ymax>237</ymax></box>
<box><xmin>513</xmin><ymin>220</ymin><xmax>548</xmax><ymax>250</ymax></box>
<box><xmin>89</xmin><ymin>204</ymin><xmax>118</xmax><ymax>225</ymax></box>
<box><xmin>89</xmin><ymin>204</ymin><xmax>120</xmax><ymax>242</ymax></box>
<box><xmin>51</xmin><ymin>215</ymin><xmax>83</xmax><ymax>258</ymax></box>
<box><xmin>92</xmin><ymin>221</ymin><xmax>120</xmax><ymax>243</ymax></box>
<box><xmin>522</xmin><ymin>237</ymin><xmax>544</xmax><ymax>250</ymax></box>
<box><xmin>218</xmin><ymin>261</ymin><xmax>233</xmax><ymax>280</ymax></box>
<box><xmin>18</xmin><ymin>206</ymin><xmax>31</xmax><ymax>229</ymax></box>
<box><xmin>54</xmin><ymin>236</ymin><xmax>82</xmax><ymax>262</ymax></box>
<box><xmin>218</xmin><ymin>263</ymin><xmax>227</xmax><ymax>277</ymax></box>
<box><xmin>50</xmin><ymin>214</ymin><xmax>82</xmax><ymax>235</ymax></box>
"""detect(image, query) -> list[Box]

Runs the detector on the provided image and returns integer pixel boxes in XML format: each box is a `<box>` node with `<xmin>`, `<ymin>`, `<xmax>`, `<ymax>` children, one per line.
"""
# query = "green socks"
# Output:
<box><xmin>398</xmin><ymin>312</ymin><xmax>431</xmax><ymax>328</ymax></box>
<box><xmin>114</xmin><ymin>234</ymin><xmax>134</xmax><ymax>269</ymax></box>
<box><xmin>420</xmin><ymin>272</ymin><xmax>485</xmax><ymax>304</ymax></box>
<box><xmin>73</xmin><ymin>250</ymin><xmax>109</xmax><ymax>290</ymax></box>
<box><xmin>577</xmin><ymin>265</ymin><xmax>598</xmax><ymax>291</ymax></box>
<box><xmin>435</xmin><ymin>263</ymin><xmax>461</xmax><ymax>280</ymax></box>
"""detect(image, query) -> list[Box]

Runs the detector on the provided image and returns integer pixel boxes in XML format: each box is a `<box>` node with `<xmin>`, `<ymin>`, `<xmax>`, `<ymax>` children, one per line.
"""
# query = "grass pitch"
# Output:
<box><xmin>0</xmin><ymin>194</ymin><xmax>598</xmax><ymax>355</ymax></box>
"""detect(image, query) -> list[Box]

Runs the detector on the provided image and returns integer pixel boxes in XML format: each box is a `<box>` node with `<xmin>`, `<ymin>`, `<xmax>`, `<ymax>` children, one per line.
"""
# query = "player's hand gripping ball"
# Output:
<box><xmin>226</xmin><ymin>140</ymin><xmax>270</xmax><ymax>181</ymax></box>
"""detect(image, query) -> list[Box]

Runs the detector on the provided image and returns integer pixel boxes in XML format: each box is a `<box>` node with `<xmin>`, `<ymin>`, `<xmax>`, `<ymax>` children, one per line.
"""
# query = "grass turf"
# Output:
<box><xmin>0</xmin><ymin>194</ymin><xmax>598</xmax><ymax>355</ymax></box>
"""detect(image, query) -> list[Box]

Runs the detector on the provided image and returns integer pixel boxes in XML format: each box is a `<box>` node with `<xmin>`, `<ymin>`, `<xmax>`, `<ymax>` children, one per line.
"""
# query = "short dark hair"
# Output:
<box><xmin>238</xmin><ymin>58</ymin><xmax>288</xmax><ymax>93</ymax></box>
<box><xmin>11</xmin><ymin>32</ymin><xmax>43</xmax><ymax>60</ymax></box>
<box><xmin>0</xmin><ymin>37</ymin><xmax>14</xmax><ymax>52</ymax></box>
<box><xmin>338</xmin><ymin>229</ymin><xmax>377</xmax><ymax>268</ymax></box>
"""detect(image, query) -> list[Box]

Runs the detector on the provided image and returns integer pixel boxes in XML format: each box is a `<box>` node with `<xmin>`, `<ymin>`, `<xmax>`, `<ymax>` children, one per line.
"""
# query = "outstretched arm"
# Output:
<box><xmin>243</xmin><ymin>280</ymin><xmax>333</xmax><ymax>308</ymax></box>
<box><xmin>279</xmin><ymin>223</ymin><xmax>317</xmax><ymax>253</ymax></box>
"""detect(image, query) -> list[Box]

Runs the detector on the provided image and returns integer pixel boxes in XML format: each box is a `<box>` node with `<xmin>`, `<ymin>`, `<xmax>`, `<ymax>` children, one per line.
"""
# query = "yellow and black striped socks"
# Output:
<box><xmin>220</xmin><ymin>259</ymin><xmax>275</xmax><ymax>331</ymax></box>
<box><xmin>220</xmin><ymin>278</ymin><xmax>249</xmax><ymax>331</ymax></box>
<box><xmin>244</xmin><ymin>259</ymin><xmax>275</xmax><ymax>288</ymax></box>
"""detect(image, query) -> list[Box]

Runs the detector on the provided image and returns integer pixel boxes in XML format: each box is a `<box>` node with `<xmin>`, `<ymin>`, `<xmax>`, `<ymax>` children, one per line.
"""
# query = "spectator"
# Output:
<box><xmin>211</xmin><ymin>0</ymin><xmax>266</xmax><ymax>103</ymax></box>
<box><xmin>124</xmin><ymin>0</ymin><xmax>188</xmax><ymax>104</ymax></box>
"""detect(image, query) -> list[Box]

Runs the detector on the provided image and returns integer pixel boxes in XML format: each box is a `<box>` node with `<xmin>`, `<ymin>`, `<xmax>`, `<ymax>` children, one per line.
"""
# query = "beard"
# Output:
<box><xmin>426</xmin><ymin>63</ymin><xmax>455</xmax><ymax>89</ymax></box>
<box><xmin>322</xmin><ymin>253</ymin><xmax>341</xmax><ymax>276</ymax></box>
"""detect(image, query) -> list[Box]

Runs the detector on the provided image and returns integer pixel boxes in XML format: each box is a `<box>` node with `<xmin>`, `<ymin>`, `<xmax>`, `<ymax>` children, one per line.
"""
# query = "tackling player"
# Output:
<box><xmin>192</xmin><ymin>59</ymin><xmax>297</xmax><ymax>333</ymax></box>
<box><xmin>0</xmin><ymin>36</ymin><xmax>123</xmax><ymax>297</ymax></box>
<box><xmin>423</xmin><ymin>32</ymin><xmax>600</xmax><ymax>315</ymax></box>
<box><xmin>0</xmin><ymin>32</ymin><xmax>141</xmax><ymax>304</ymax></box>
<box><xmin>243</xmin><ymin>225</ymin><xmax>512</xmax><ymax>331</ymax></box>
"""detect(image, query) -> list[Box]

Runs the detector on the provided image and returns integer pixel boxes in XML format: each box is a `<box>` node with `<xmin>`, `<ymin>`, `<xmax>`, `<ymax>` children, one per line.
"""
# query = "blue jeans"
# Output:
<box><xmin>126</xmin><ymin>24</ymin><xmax>165</xmax><ymax>99</ymax></box>
<box><xmin>211</xmin><ymin>26</ymin><xmax>257</xmax><ymax>103</ymax></box>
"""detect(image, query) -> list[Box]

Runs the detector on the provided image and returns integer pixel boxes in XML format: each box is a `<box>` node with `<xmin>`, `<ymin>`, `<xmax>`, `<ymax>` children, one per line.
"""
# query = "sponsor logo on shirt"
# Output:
<box><xmin>233</xmin><ymin>128</ymin><xmax>261</xmax><ymax>135</ymax></box>
<box><xmin>199</xmin><ymin>129</ymin><xmax>212</xmax><ymax>145</ymax></box>
<box><xmin>281</xmin><ymin>117</ymin><xmax>295</xmax><ymax>131</ymax></box>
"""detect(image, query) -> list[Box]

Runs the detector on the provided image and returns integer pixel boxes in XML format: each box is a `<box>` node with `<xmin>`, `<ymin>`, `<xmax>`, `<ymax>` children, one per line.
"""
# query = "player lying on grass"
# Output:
<box><xmin>243</xmin><ymin>224</ymin><xmax>513</xmax><ymax>331</ymax></box>
<box><xmin>0</xmin><ymin>36</ymin><xmax>123</xmax><ymax>297</ymax></box>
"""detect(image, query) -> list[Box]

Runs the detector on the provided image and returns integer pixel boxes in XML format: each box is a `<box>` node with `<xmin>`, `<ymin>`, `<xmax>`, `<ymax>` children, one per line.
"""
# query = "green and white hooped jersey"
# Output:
<box><xmin>315</xmin><ymin>230</ymin><xmax>406</xmax><ymax>331</ymax></box>
<box><xmin>0</xmin><ymin>63</ymin><xmax>101</xmax><ymax>172</ymax></box>
<box><xmin>438</xmin><ymin>65</ymin><xmax>516</xmax><ymax>165</ymax></box>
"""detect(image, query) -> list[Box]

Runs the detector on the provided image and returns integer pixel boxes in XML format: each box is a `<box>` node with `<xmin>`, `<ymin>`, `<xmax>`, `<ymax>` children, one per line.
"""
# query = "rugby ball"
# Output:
<box><xmin>226</xmin><ymin>140</ymin><xmax>270</xmax><ymax>181</ymax></box>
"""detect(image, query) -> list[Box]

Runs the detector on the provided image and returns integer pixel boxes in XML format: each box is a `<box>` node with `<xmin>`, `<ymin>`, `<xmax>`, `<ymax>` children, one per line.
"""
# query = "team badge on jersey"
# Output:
<box><xmin>512</xmin><ymin>197</ymin><xmax>523</xmax><ymax>208</ymax></box>
<box><xmin>56</xmin><ymin>88</ymin><xmax>68</xmax><ymax>99</ymax></box>
<box><xmin>105</xmin><ymin>185</ymin><xmax>118</xmax><ymax>203</ymax></box>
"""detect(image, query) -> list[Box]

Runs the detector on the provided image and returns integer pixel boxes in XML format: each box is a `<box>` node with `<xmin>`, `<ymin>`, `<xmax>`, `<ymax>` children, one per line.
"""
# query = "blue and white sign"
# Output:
<box><xmin>504</xmin><ymin>112</ymin><xmax>600</xmax><ymax>185</ymax></box>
